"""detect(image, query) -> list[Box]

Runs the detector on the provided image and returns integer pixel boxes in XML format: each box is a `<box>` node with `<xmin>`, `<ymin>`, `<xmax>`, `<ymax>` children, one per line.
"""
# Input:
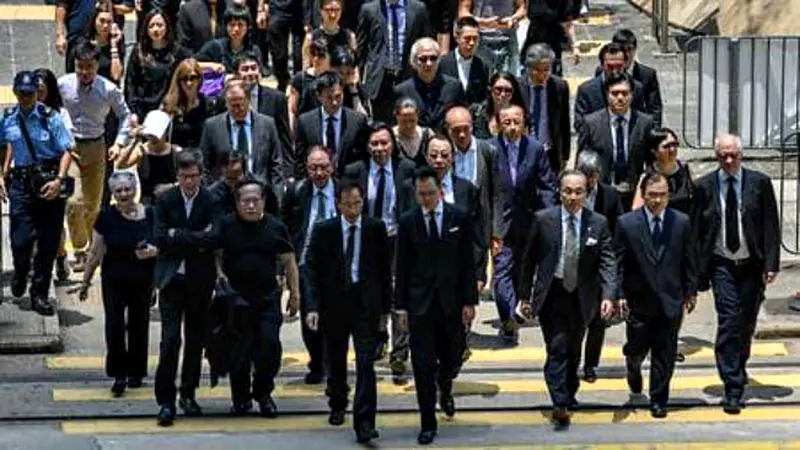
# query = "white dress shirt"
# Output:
<box><xmin>176</xmin><ymin>190</ymin><xmax>197</xmax><ymax>274</ymax></box>
<box><xmin>455</xmin><ymin>50</ymin><xmax>472</xmax><ymax>92</ymax></box>
<box><xmin>341</xmin><ymin>215</ymin><xmax>362</xmax><ymax>283</ymax></box>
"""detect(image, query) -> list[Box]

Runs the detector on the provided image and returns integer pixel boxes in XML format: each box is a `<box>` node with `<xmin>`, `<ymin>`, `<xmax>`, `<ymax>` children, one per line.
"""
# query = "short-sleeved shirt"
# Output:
<box><xmin>94</xmin><ymin>205</ymin><xmax>156</xmax><ymax>283</ymax></box>
<box><xmin>0</xmin><ymin>104</ymin><xmax>73</xmax><ymax>167</ymax></box>
<box><xmin>218</xmin><ymin>213</ymin><xmax>294</xmax><ymax>301</ymax></box>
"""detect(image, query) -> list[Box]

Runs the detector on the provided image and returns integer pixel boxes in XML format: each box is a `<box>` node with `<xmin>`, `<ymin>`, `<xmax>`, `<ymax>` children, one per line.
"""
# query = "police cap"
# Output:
<box><xmin>13</xmin><ymin>71</ymin><xmax>38</xmax><ymax>94</ymax></box>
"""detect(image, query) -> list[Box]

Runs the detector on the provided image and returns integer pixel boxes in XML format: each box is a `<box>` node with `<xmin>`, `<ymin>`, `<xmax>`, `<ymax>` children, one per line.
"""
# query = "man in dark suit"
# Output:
<box><xmin>577</xmin><ymin>72</ymin><xmax>655</xmax><ymax>210</ymax></box>
<box><xmin>517</xmin><ymin>170</ymin><xmax>616</xmax><ymax>427</ymax></box>
<box><xmin>612</xmin><ymin>29</ymin><xmax>663</xmax><ymax>128</ymax></box>
<box><xmin>395</xmin><ymin>166</ymin><xmax>477</xmax><ymax>446</ymax></box>
<box><xmin>356</xmin><ymin>0</ymin><xmax>432</xmax><ymax>123</ymax></box>
<box><xmin>294</xmin><ymin>71</ymin><xmax>370</xmax><ymax>179</ymax></box>
<box><xmin>576</xmin><ymin>150</ymin><xmax>624</xmax><ymax>382</ymax></box>
<box><xmin>490</xmin><ymin>103</ymin><xmax>558</xmax><ymax>342</ymax></box>
<box><xmin>198</xmin><ymin>78</ymin><xmax>284</xmax><ymax>193</ymax></box>
<box><xmin>519</xmin><ymin>43</ymin><xmax>571</xmax><ymax>172</ymax></box>
<box><xmin>692</xmin><ymin>134</ymin><xmax>780</xmax><ymax>414</ymax></box>
<box><xmin>438</xmin><ymin>17</ymin><xmax>490</xmax><ymax>108</ymax></box>
<box><xmin>176</xmin><ymin>0</ymin><xmax>227</xmax><ymax>53</ymax></box>
<box><xmin>305</xmin><ymin>180</ymin><xmax>392</xmax><ymax>444</ymax></box>
<box><xmin>614</xmin><ymin>172</ymin><xmax>698</xmax><ymax>418</ymax></box>
<box><xmin>393</xmin><ymin>38</ymin><xmax>467</xmax><ymax>131</ymax></box>
<box><xmin>574</xmin><ymin>43</ymin><xmax>647</xmax><ymax>134</ymax></box>
<box><xmin>280</xmin><ymin>148</ymin><xmax>339</xmax><ymax>385</ymax></box>
<box><xmin>153</xmin><ymin>151</ymin><xmax>221</xmax><ymax>426</ymax></box>
<box><xmin>235</xmin><ymin>53</ymin><xmax>293</xmax><ymax>183</ymax></box>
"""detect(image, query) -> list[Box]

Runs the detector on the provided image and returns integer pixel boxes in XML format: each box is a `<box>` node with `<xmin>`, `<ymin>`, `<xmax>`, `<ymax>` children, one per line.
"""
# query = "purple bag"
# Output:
<box><xmin>199</xmin><ymin>69</ymin><xmax>225</xmax><ymax>99</ymax></box>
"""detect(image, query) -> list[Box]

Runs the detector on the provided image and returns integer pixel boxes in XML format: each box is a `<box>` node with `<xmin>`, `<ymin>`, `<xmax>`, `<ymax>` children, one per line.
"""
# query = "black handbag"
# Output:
<box><xmin>17</xmin><ymin>111</ymin><xmax>74</xmax><ymax>199</ymax></box>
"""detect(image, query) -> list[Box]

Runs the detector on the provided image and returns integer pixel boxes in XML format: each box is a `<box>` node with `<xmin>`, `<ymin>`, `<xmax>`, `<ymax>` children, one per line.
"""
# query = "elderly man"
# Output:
<box><xmin>393</xmin><ymin>38</ymin><xmax>467</xmax><ymax>131</ymax></box>
<box><xmin>692</xmin><ymin>134</ymin><xmax>780</xmax><ymax>414</ymax></box>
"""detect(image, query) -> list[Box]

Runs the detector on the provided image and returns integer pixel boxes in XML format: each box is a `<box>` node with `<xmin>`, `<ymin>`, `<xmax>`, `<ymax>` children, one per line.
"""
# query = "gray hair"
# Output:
<box><xmin>576</xmin><ymin>151</ymin><xmax>603</xmax><ymax>178</ymax></box>
<box><xmin>525</xmin><ymin>43</ymin><xmax>556</xmax><ymax>66</ymax></box>
<box><xmin>409</xmin><ymin>38</ymin><xmax>440</xmax><ymax>70</ymax></box>
<box><xmin>714</xmin><ymin>133</ymin><xmax>742</xmax><ymax>152</ymax></box>
<box><xmin>395</xmin><ymin>96</ymin><xmax>419</xmax><ymax>112</ymax></box>
<box><xmin>107</xmin><ymin>170</ymin><xmax>138</xmax><ymax>192</ymax></box>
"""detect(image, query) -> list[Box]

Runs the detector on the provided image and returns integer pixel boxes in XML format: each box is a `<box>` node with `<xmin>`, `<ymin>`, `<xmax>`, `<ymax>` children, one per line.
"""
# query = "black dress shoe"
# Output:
<box><xmin>55</xmin><ymin>255</ymin><xmax>70</xmax><ymax>284</ymax></box>
<box><xmin>127</xmin><ymin>377</ymin><xmax>143</xmax><ymax>388</ymax></box>
<box><xmin>440</xmin><ymin>394</ymin><xmax>456</xmax><ymax>418</ymax></box>
<box><xmin>31</xmin><ymin>296</ymin><xmax>55</xmax><ymax>316</ymax></box>
<box><xmin>329</xmin><ymin>409</ymin><xmax>345</xmax><ymax>426</ymax></box>
<box><xmin>417</xmin><ymin>430</ymin><xmax>437</xmax><ymax>445</ymax></box>
<box><xmin>178</xmin><ymin>397</ymin><xmax>203</xmax><ymax>417</ymax></box>
<box><xmin>110</xmin><ymin>378</ymin><xmax>127</xmax><ymax>397</ymax></box>
<box><xmin>650</xmin><ymin>404</ymin><xmax>668</xmax><ymax>418</ymax></box>
<box><xmin>627</xmin><ymin>367</ymin><xmax>643</xmax><ymax>394</ymax></box>
<box><xmin>723</xmin><ymin>397</ymin><xmax>742</xmax><ymax>414</ymax></box>
<box><xmin>355</xmin><ymin>423</ymin><xmax>379</xmax><ymax>444</ymax></box>
<box><xmin>552</xmin><ymin>406</ymin><xmax>570</xmax><ymax>427</ymax></box>
<box><xmin>230</xmin><ymin>402</ymin><xmax>253</xmax><ymax>416</ymax></box>
<box><xmin>304</xmin><ymin>371</ymin><xmax>324</xmax><ymax>385</ymax></box>
<box><xmin>157</xmin><ymin>405</ymin><xmax>175</xmax><ymax>426</ymax></box>
<box><xmin>11</xmin><ymin>273</ymin><xmax>27</xmax><ymax>298</ymax></box>
<box><xmin>583</xmin><ymin>367</ymin><xmax>598</xmax><ymax>383</ymax></box>
<box><xmin>257</xmin><ymin>396</ymin><xmax>278</xmax><ymax>418</ymax></box>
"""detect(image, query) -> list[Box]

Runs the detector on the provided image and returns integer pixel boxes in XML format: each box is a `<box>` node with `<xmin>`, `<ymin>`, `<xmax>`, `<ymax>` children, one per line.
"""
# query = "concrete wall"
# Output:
<box><xmin>718</xmin><ymin>0</ymin><xmax>800</xmax><ymax>36</ymax></box>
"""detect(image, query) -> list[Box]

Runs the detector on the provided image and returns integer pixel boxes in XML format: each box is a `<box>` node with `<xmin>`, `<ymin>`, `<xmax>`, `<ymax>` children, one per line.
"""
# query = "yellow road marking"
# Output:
<box><xmin>0</xmin><ymin>5</ymin><xmax>136</xmax><ymax>21</ymax></box>
<box><xmin>52</xmin><ymin>373</ymin><xmax>800</xmax><ymax>401</ymax></box>
<box><xmin>573</xmin><ymin>40</ymin><xmax>607</xmax><ymax>58</ymax></box>
<box><xmin>45</xmin><ymin>342</ymin><xmax>788</xmax><ymax>371</ymax></box>
<box><xmin>576</xmin><ymin>13</ymin><xmax>614</xmax><ymax>26</ymax></box>
<box><xmin>59</xmin><ymin>406</ymin><xmax>800</xmax><ymax>434</ymax></box>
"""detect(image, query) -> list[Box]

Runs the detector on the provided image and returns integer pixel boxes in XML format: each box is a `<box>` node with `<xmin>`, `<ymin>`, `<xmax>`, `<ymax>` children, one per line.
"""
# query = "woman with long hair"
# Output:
<box><xmin>288</xmin><ymin>38</ymin><xmax>331</xmax><ymax>135</ymax></box>
<box><xmin>160</xmin><ymin>59</ymin><xmax>212</xmax><ymax>150</ymax></box>
<box><xmin>76</xmin><ymin>0</ymin><xmax>125</xmax><ymax>84</ymax></box>
<box><xmin>392</xmin><ymin>97</ymin><xmax>431</xmax><ymax>167</ymax></box>
<box><xmin>302</xmin><ymin>0</ymin><xmax>356</xmax><ymax>70</ymax></box>
<box><xmin>470</xmin><ymin>71</ymin><xmax>526</xmax><ymax>139</ymax></box>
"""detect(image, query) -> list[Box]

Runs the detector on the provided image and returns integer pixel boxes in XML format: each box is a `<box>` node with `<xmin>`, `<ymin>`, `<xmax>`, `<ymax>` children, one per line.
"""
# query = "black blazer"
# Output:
<box><xmin>592</xmin><ymin>182</ymin><xmax>624</xmax><ymax>233</ymax></box>
<box><xmin>395</xmin><ymin>202</ymin><xmax>478</xmax><ymax>317</ymax></box>
<box><xmin>518</xmin><ymin>75</ymin><xmax>572</xmax><ymax>172</ymax></box>
<box><xmin>614</xmin><ymin>208</ymin><xmax>697</xmax><ymax>319</ymax></box>
<box><xmin>593</xmin><ymin>62</ymin><xmax>663</xmax><ymax>127</ymax></box>
<box><xmin>393</xmin><ymin>74</ymin><xmax>467</xmax><ymax>130</ymax></box>
<box><xmin>439</xmin><ymin>51</ymin><xmax>490</xmax><ymax>107</ymax></box>
<box><xmin>254</xmin><ymin>85</ymin><xmax>293</xmax><ymax>180</ymax></box>
<box><xmin>153</xmin><ymin>186</ymin><xmax>220</xmax><ymax>289</ymax></box>
<box><xmin>294</xmin><ymin>106</ymin><xmax>370</xmax><ymax>179</ymax></box>
<box><xmin>344</xmin><ymin>157</ymin><xmax>416</xmax><ymax>221</ymax></box>
<box><xmin>691</xmin><ymin>168</ymin><xmax>781</xmax><ymax>287</ymax></box>
<box><xmin>305</xmin><ymin>216</ymin><xmax>393</xmax><ymax>319</ymax></box>
<box><xmin>356</xmin><ymin>0</ymin><xmax>432</xmax><ymax>100</ymax></box>
<box><xmin>573</xmin><ymin>75</ymin><xmax>647</xmax><ymax>134</ymax></box>
<box><xmin>577</xmin><ymin>108</ymin><xmax>655</xmax><ymax>188</ymax></box>
<box><xmin>279</xmin><ymin>178</ymin><xmax>339</xmax><ymax>256</ymax></box>
<box><xmin>517</xmin><ymin>206</ymin><xmax>616</xmax><ymax>324</ymax></box>
<box><xmin>176</xmin><ymin>0</ymin><xmax>226</xmax><ymax>54</ymax></box>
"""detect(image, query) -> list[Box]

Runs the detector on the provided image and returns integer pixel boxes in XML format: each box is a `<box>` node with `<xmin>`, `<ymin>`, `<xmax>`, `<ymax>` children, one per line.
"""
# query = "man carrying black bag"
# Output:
<box><xmin>0</xmin><ymin>71</ymin><xmax>74</xmax><ymax>315</ymax></box>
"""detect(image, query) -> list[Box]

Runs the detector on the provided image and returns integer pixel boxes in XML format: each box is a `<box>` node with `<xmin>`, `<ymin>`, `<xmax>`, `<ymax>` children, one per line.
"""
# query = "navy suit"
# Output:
<box><xmin>490</xmin><ymin>135</ymin><xmax>558</xmax><ymax>323</ymax></box>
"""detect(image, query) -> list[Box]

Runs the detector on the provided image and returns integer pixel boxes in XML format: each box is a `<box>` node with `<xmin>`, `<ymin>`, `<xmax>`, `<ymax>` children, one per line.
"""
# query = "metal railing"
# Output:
<box><xmin>651</xmin><ymin>0</ymin><xmax>671</xmax><ymax>53</ymax></box>
<box><xmin>780</xmin><ymin>132</ymin><xmax>800</xmax><ymax>255</ymax></box>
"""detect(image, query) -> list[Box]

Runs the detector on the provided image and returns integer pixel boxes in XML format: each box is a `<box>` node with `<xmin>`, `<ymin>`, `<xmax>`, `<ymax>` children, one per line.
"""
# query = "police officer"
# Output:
<box><xmin>0</xmin><ymin>71</ymin><xmax>73</xmax><ymax>315</ymax></box>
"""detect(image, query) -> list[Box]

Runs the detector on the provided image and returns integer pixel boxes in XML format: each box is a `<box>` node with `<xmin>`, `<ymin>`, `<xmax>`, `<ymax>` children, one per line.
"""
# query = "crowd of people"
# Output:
<box><xmin>0</xmin><ymin>0</ymin><xmax>781</xmax><ymax>445</ymax></box>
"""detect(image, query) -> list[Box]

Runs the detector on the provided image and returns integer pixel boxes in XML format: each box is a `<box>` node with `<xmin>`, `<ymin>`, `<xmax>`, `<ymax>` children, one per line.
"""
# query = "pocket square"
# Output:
<box><xmin>448</xmin><ymin>226</ymin><xmax>460</xmax><ymax>232</ymax></box>
<box><xmin>586</xmin><ymin>237</ymin><xmax>598</xmax><ymax>246</ymax></box>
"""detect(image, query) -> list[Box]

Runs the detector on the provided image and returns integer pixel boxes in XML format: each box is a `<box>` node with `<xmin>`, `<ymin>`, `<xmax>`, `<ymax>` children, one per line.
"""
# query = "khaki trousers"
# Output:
<box><xmin>66</xmin><ymin>138</ymin><xmax>106</xmax><ymax>254</ymax></box>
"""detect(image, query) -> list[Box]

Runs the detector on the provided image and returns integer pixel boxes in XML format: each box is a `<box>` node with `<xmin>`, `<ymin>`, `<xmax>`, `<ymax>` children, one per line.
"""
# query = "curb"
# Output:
<box><xmin>755</xmin><ymin>326</ymin><xmax>800</xmax><ymax>340</ymax></box>
<box><xmin>0</xmin><ymin>333</ymin><xmax>63</xmax><ymax>354</ymax></box>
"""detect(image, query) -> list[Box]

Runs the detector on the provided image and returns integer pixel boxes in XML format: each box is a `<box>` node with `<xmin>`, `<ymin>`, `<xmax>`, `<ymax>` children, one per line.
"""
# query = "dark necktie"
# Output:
<box><xmin>326</xmin><ymin>116</ymin><xmax>337</xmax><ymax>159</ymax></box>
<box><xmin>614</xmin><ymin>115</ymin><xmax>627</xmax><ymax>184</ymax></box>
<box><xmin>531</xmin><ymin>86</ymin><xmax>543</xmax><ymax>138</ymax></box>
<box><xmin>236</xmin><ymin>120</ymin><xmax>248</xmax><ymax>158</ymax></box>
<box><xmin>315</xmin><ymin>191</ymin><xmax>326</xmax><ymax>222</ymax></box>
<box><xmin>725</xmin><ymin>177</ymin><xmax>740</xmax><ymax>252</ymax></box>
<box><xmin>427</xmin><ymin>211</ymin><xmax>439</xmax><ymax>242</ymax></box>
<box><xmin>390</xmin><ymin>4</ymin><xmax>400</xmax><ymax>68</ymax></box>
<box><xmin>563</xmin><ymin>214</ymin><xmax>579</xmax><ymax>292</ymax></box>
<box><xmin>652</xmin><ymin>216</ymin><xmax>664</xmax><ymax>248</ymax></box>
<box><xmin>373</xmin><ymin>167</ymin><xmax>386</xmax><ymax>219</ymax></box>
<box><xmin>344</xmin><ymin>224</ymin><xmax>357</xmax><ymax>285</ymax></box>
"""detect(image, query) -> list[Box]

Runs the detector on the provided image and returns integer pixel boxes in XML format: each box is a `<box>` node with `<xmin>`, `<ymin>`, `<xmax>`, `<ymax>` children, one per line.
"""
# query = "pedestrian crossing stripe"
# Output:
<box><xmin>50</xmin><ymin>373</ymin><xmax>800</xmax><ymax>401</ymax></box>
<box><xmin>57</xmin><ymin>406</ymin><xmax>800</xmax><ymax>434</ymax></box>
<box><xmin>44</xmin><ymin>342</ymin><xmax>789</xmax><ymax>371</ymax></box>
<box><xmin>400</xmin><ymin>444</ymin><xmax>800</xmax><ymax>450</ymax></box>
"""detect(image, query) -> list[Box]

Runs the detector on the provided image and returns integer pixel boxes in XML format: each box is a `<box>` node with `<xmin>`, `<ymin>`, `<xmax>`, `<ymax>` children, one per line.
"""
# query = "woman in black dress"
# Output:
<box><xmin>470</xmin><ymin>72</ymin><xmax>526</xmax><ymax>140</ymax></box>
<box><xmin>392</xmin><ymin>97</ymin><xmax>432</xmax><ymax>167</ymax></box>
<box><xmin>79</xmin><ymin>171</ymin><xmax>158</xmax><ymax>397</ymax></box>
<box><xmin>302</xmin><ymin>0</ymin><xmax>355</xmax><ymax>69</ymax></box>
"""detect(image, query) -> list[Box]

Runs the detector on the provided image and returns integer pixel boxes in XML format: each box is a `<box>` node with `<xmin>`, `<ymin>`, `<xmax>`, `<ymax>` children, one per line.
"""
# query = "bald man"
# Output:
<box><xmin>692</xmin><ymin>134</ymin><xmax>780</xmax><ymax>415</ymax></box>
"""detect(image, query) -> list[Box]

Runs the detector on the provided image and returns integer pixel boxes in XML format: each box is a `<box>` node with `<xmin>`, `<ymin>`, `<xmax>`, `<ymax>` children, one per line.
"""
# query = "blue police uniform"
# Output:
<box><xmin>0</xmin><ymin>71</ymin><xmax>73</xmax><ymax>314</ymax></box>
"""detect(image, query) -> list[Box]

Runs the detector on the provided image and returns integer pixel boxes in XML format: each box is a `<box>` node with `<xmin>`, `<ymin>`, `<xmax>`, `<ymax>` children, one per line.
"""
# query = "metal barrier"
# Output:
<box><xmin>651</xmin><ymin>0</ymin><xmax>671</xmax><ymax>53</ymax></box>
<box><xmin>681</xmin><ymin>36</ymin><xmax>800</xmax><ymax>149</ymax></box>
<box><xmin>779</xmin><ymin>132</ymin><xmax>800</xmax><ymax>255</ymax></box>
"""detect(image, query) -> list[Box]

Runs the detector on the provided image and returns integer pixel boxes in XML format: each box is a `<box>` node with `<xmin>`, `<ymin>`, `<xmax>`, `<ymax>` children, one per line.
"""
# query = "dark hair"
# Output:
<box><xmin>176</xmin><ymin>149</ymin><xmax>204</xmax><ymax>171</ymax></box>
<box><xmin>336</xmin><ymin>177</ymin><xmax>363</xmax><ymax>200</ymax></box>
<box><xmin>426</xmin><ymin>132</ymin><xmax>452</xmax><ymax>148</ymax></box>
<box><xmin>559</xmin><ymin>169</ymin><xmax>588</xmax><ymax>189</ymax></box>
<box><xmin>639</xmin><ymin>171</ymin><xmax>668</xmax><ymax>195</ymax></box>
<box><xmin>414</xmin><ymin>166</ymin><xmax>441</xmax><ymax>188</ymax></box>
<box><xmin>33</xmin><ymin>68</ymin><xmax>63</xmax><ymax>109</ymax></box>
<box><xmin>329</xmin><ymin>46</ymin><xmax>355</xmax><ymax>68</ymax></box>
<box><xmin>136</xmin><ymin>10</ymin><xmax>177</xmax><ymax>67</ymax></box>
<box><xmin>220</xmin><ymin>150</ymin><xmax>246</xmax><ymax>167</ymax></box>
<box><xmin>643</xmin><ymin>127</ymin><xmax>680</xmax><ymax>166</ymax></box>
<box><xmin>612</xmin><ymin>29</ymin><xmax>638</xmax><ymax>50</ymax></box>
<box><xmin>73</xmin><ymin>40</ymin><xmax>101</xmax><ymax>62</ymax></box>
<box><xmin>224</xmin><ymin>4</ymin><xmax>251</xmax><ymax>25</ymax></box>
<box><xmin>455</xmin><ymin>16</ymin><xmax>480</xmax><ymax>31</ymax></box>
<box><xmin>598</xmin><ymin>42</ymin><xmax>628</xmax><ymax>64</ymax></box>
<box><xmin>319</xmin><ymin>0</ymin><xmax>342</xmax><ymax>7</ymax></box>
<box><xmin>234</xmin><ymin>177</ymin><xmax>267</xmax><ymax>199</ymax></box>
<box><xmin>603</xmin><ymin>72</ymin><xmax>633</xmax><ymax>94</ymax></box>
<box><xmin>368</xmin><ymin>121</ymin><xmax>398</xmax><ymax>149</ymax></box>
<box><xmin>309</xmin><ymin>38</ymin><xmax>330</xmax><ymax>59</ymax></box>
<box><xmin>234</xmin><ymin>51</ymin><xmax>262</xmax><ymax>71</ymax></box>
<box><xmin>487</xmin><ymin>71</ymin><xmax>526</xmax><ymax>119</ymax></box>
<box><xmin>315</xmin><ymin>70</ymin><xmax>343</xmax><ymax>94</ymax></box>
<box><xmin>84</xmin><ymin>1</ymin><xmax>113</xmax><ymax>41</ymax></box>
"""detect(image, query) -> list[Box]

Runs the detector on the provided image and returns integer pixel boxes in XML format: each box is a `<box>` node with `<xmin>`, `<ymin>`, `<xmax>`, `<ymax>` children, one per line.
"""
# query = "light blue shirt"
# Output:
<box><xmin>555</xmin><ymin>206</ymin><xmax>582</xmax><ymax>279</ymax></box>
<box><xmin>584</xmin><ymin>184</ymin><xmax>598</xmax><ymax>211</ymax></box>
<box><xmin>0</xmin><ymin>104</ymin><xmax>73</xmax><ymax>167</ymax></box>
<box><xmin>58</xmin><ymin>73</ymin><xmax>131</xmax><ymax>145</ymax></box>
<box><xmin>369</xmin><ymin>159</ymin><xmax>396</xmax><ymax>235</ymax></box>
<box><xmin>321</xmin><ymin>107</ymin><xmax>343</xmax><ymax>153</ymax></box>
<box><xmin>441</xmin><ymin>170</ymin><xmax>455</xmax><ymax>204</ymax></box>
<box><xmin>341</xmin><ymin>215</ymin><xmax>362</xmax><ymax>283</ymax></box>
<box><xmin>644</xmin><ymin>207</ymin><xmax>664</xmax><ymax>234</ymax></box>
<box><xmin>228</xmin><ymin>113</ymin><xmax>253</xmax><ymax>171</ymax></box>
<box><xmin>301</xmin><ymin>180</ymin><xmax>337</xmax><ymax>264</ymax></box>
<box><xmin>454</xmin><ymin>138</ymin><xmax>479</xmax><ymax>186</ymax></box>
<box><xmin>422</xmin><ymin>199</ymin><xmax>444</xmax><ymax>236</ymax></box>
<box><xmin>386</xmin><ymin>0</ymin><xmax>407</xmax><ymax>69</ymax></box>
<box><xmin>530</xmin><ymin>84</ymin><xmax>550</xmax><ymax>147</ymax></box>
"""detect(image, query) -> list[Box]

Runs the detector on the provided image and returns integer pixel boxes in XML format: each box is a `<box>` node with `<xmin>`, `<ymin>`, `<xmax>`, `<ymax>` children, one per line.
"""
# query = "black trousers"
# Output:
<box><xmin>372</xmin><ymin>71</ymin><xmax>403</xmax><ymax>125</ymax></box>
<box><xmin>583</xmin><ymin>309</ymin><xmax>605</xmax><ymax>370</ymax></box>
<box><xmin>154</xmin><ymin>275</ymin><xmax>212</xmax><ymax>407</ymax></box>
<box><xmin>102</xmin><ymin>276</ymin><xmax>152</xmax><ymax>379</ymax></box>
<box><xmin>299</xmin><ymin>264</ymin><xmax>325</xmax><ymax>375</ymax></box>
<box><xmin>325</xmin><ymin>287</ymin><xmax>380</xmax><ymax>431</ymax></box>
<box><xmin>624</xmin><ymin>311</ymin><xmax>681</xmax><ymax>405</ymax></box>
<box><xmin>539</xmin><ymin>280</ymin><xmax>586</xmax><ymax>408</ymax></box>
<box><xmin>409</xmin><ymin>302</ymin><xmax>464</xmax><ymax>432</ymax></box>
<box><xmin>229</xmin><ymin>295</ymin><xmax>283</xmax><ymax>406</ymax></box>
<box><xmin>711</xmin><ymin>256</ymin><xmax>764</xmax><ymax>399</ymax></box>
<box><xmin>521</xmin><ymin>20</ymin><xmax>565</xmax><ymax>77</ymax></box>
<box><xmin>267</xmin><ymin>10</ymin><xmax>304</xmax><ymax>91</ymax></box>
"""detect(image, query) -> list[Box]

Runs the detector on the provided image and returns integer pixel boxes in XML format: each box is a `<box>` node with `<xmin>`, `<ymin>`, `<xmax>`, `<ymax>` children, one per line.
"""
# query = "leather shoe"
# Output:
<box><xmin>230</xmin><ymin>402</ymin><xmax>252</xmax><ymax>416</ymax></box>
<box><xmin>723</xmin><ymin>396</ymin><xmax>742</xmax><ymax>414</ymax></box>
<box><xmin>389</xmin><ymin>359</ymin><xmax>407</xmax><ymax>376</ymax></box>
<box><xmin>440</xmin><ymin>394</ymin><xmax>455</xmax><ymax>418</ymax></box>
<box><xmin>417</xmin><ymin>430</ymin><xmax>437</xmax><ymax>445</ymax></box>
<box><xmin>583</xmin><ymin>367</ymin><xmax>598</xmax><ymax>383</ymax></box>
<box><xmin>178</xmin><ymin>397</ymin><xmax>203</xmax><ymax>417</ymax></box>
<box><xmin>31</xmin><ymin>296</ymin><xmax>55</xmax><ymax>316</ymax></box>
<box><xmin>552</xmin><ymin>406</ymin><xmax>570</xmax><ymax>427</ymax></box>
<box><xmin>11</xmin><ymin>272</ymin><xmax>26</xmax><ymax>298</ymax></box>
<box><xmin>257</xmin><ymin>396</ymin><xmax>278</xmax><ymax>418</ymax></box>
<box><xmin>110</xmin><ymin>378</ymin><xmax>126</xmax><ymax>397</ymax></box>
<box><xmin>627</xmin><ymin>366</ymin><xmax>643</xmax><ymax>394</ymax></box>
<box><xmin>650</xmin><ymin>404</ymin><xmax>668</xmax><ymax>418</ymax></box>
<box><xmin>157</xmin><ymin>405</ymin><xmax>175</xmax><ymax>426</ymax></box>
<box><xmin>356</xmin><ymin>423</ymin><xmax>379</xmax><ymax>444</ymax></box>
<box><xmin>328</xmin><ymin>409</ymin><xmax>345</xmax><ymax>426</ymax></box>
<box><xmin>55</xmin><ymin>255</ymin><xmax>70</xmax><ymax>284</ymax></box>
<box><xmin>127</xmin><ymin>377</ymin><xmax>143</xmax><ymax>388</ymax></box>
<box><xmin>304</xmin><ymin>370</ymin><xmax>324</xmax><ymax>385</ymax></box>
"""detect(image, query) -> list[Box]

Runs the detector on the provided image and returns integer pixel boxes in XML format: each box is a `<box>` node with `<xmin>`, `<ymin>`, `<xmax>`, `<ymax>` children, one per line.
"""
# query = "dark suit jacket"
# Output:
<box><xmin>490</xmin><ymin>135</ymin><xmax>559</xmax><ymax>247</ymax></box>
<box><xmin>294</xmin><ymin>106</ymin><xmax>370</xmax><ymax>179</ymax></box>
<box><xmin>356</xmin><ymin>0</ymin><xmax>432</xmax><ymax>100</ymax></box>
<box><xmin>592</xmin><ymin>182</ymin><xmax>624</xmax><ymax>233</ymax></box>
<box><xmin>577</xmin><ymin>109</ymin><xmax>655</xmax><ymax>188</ymax></box>
<box><xmin>279</xmin><ymin>178</ymin><xmax>339</xmax><ymax>256</ymax></box>
<box><xmin>691</xmin><ymin>168</ymin><xmax>780</xmax><ymax>287</ymax></box>
<box><xmin>593</xmin><ymin>62</ymin><xmax>663</xmax><ymax>127</ymax></box>
<box><xmin>573</xmin><ymin>75</ymin><xmax>647</xmax><ymax>134</ymax></box>
<box><xmin>517</xmin><ymin>206</ymin><xmax>616</xmax><ymax>324</ymax></box>
<box><xmin>519</xmin><ymin>75</ymin><xmax>571</xmax><ymax>171</ymax></box>
<box><xmin>254</xmin><ymin>85</ymin><xmax>293</xmax><ymax>180</ymax></box>
<box><xmin>614</xmin><ymin>208</ymin><xmax>697</xmax><ymax>319</ymax></box>
<box><xmin>395</xmin><ymin>202</ymin><xmax>477</xmax><ymax>317</ymax></box>
<box><xmin>305</xmin><ymin>216</ymin><xmax>393</xmax><ymax>319</ymax></box>
<box><xmin>176</xmin><ymin>0</ymin><xmax>226</xmax><ymax>54</ymax></box>
<box><xmin>198</xmin><ymin>111</ymin><xmax>283</xmax><ymax>190</ymax></box>
<box><xmin>153</xmin><ymin>186</ymin><xmax>220</xmax><ymax>289</ymax></box>
<box><xmin>393</xmin><ymin>74</ymin><xmax>467</xmax><ymax>130</ymax></box>
<box><xmin>344</xmin><ymin>157</ymin><xmax>416</xmax><ymax>222</ymax></box>
<box><xmin>439</xmin><ymin>51</ymin><xmax>490</xmax><ymax>107</ymax></box>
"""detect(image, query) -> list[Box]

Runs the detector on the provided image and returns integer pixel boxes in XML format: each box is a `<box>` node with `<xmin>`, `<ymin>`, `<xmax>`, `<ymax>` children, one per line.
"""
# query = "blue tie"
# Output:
<box><xmin>614</xmin><ymin>116</ymin><xmax>627</xmax><ymax>184</ymax></box>
<box><xmin>532</xmin><ymin>86</ymin><xmax>542</xmax><ymax>138</ymax></box>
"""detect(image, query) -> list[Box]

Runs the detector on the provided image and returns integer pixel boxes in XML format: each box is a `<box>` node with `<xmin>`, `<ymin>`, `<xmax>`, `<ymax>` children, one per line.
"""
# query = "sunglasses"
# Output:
<box><xmin>417</xmin><ymin>55</ymin><xmax>438</xmax><ymax>63</ymax></box>
<box><xmin>493</xmin><ymin>86</ymin><xmax>513</xmax><ymax>94</ymax></box>
<box><xmin>181</xmin><ymin>74</ymin><xmax>200</xmax><ymax>82</ymax></box>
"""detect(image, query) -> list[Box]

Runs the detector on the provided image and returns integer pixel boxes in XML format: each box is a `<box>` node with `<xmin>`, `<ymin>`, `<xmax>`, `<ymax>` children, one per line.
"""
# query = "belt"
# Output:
<box><xmin>715</xmin><ymin>255</ymin><xmax>751</xmax><ymax>267</ymax></box>
<box><xmin>75</xmin><ymin>136</ymin><xmax>103</xmax><ymax>143</ymax></box>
